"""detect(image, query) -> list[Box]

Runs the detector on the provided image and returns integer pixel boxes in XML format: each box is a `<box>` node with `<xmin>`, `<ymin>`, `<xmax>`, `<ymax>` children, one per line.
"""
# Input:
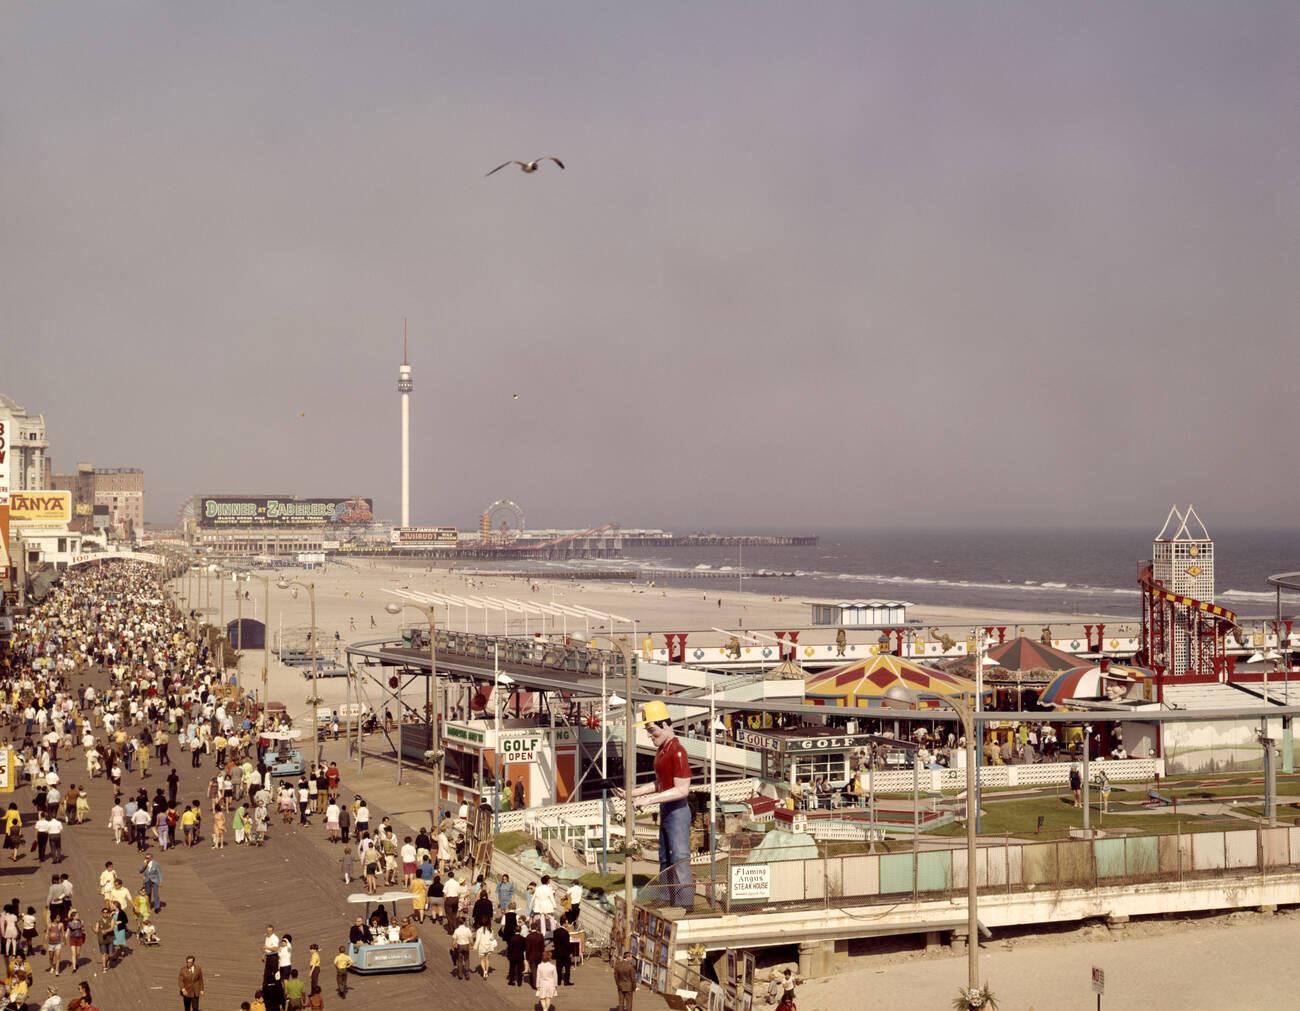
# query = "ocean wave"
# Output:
<box><xmin>1221</xmin><ymin>588</ymin><xmax>1300</xmax><ymax>601</ymax></box>
<box><xmin>800</xmin><ymin>570</ymin><xmax>1143</xmax><ymax>598</ymax></box>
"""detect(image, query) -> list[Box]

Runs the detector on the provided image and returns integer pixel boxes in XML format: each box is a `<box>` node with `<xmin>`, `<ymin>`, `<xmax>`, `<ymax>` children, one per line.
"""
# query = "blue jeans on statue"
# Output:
<box><xmin>658</xmin><ymin>799</ymin><xmax>693</xmax><ymax>908</ymax></box>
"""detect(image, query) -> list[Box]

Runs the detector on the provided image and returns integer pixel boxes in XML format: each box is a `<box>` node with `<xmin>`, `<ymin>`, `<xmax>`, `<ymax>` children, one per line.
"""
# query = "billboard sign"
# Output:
<box><xmin>9</xmin><ymin>491</ymin><xmax>72</xmax><ymax>526</ymax></box>
<box><xmin>0</xmin><ymin>408</ymin><xmax>9</xmax><ymax>506</ymax></box>
<box><xmin>198</xmin><ymin>496</ymin><xmax>374</xmax><ymax>528</ymax></box>
<box><xmin>390</xmin><ymin>526</ymin><xmax>459</xmax><ymax>546</ymax></box>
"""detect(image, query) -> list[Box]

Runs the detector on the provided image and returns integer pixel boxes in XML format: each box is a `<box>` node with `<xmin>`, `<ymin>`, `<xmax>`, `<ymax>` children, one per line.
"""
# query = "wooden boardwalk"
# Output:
<box><xmin>9</xmin><ymin>667</ymin><xmax>623</xmax><ymax>1010</ymax></box>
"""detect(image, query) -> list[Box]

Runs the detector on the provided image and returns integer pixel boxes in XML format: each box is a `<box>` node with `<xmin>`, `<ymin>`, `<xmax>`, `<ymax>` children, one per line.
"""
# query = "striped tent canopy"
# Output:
<box><xmin>804</xmin><ymin>653</ymin><xmax>979</xmax><ymax>709</ymax></box>
<box><xmin>1039</xmin><ymin>663</ymin><xmax>1155</xmax><ymax>706</ymax></box>
<box><xmin>942</xmin><ymin>636</ymin><xmax>1080</xmax><ymax>678</ymax></box>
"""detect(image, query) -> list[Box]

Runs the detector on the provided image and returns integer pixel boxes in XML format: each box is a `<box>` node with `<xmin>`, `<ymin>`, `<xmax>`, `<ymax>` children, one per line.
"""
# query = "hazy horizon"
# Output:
<box><xmin>4</xmin><ymin>3</ymin><xmax>1297</xmax><ymax>533</ymax></box>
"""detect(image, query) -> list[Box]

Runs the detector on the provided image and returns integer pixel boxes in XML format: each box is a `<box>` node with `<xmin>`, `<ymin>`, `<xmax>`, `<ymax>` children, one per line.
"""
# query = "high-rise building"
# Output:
<box><xmin>0</xmin><ymin>393</ymin><xmax>50</xmax><ymax>496</ymax></box>
<box><xmin>52</xmin><ymin>463</ymin><xmax>144</xmax><ymax>539</ymax></box>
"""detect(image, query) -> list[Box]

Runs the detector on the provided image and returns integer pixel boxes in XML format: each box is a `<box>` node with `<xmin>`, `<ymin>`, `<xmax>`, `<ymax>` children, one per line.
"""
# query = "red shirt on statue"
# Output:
<box><xmin>654</xmin><ymin>736</ymin><xmax>691</xmax><ymax>792</ymax></box>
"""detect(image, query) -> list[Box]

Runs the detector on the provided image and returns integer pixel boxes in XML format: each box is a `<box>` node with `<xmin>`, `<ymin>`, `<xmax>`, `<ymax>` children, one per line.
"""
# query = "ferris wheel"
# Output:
<box><xmin>176</xmin><ymin>497</ymin><xmax>198</xmax><ymax>533</ymax></box>
<box><xmin>481</xmin><ymin>499</ymin><xmax>525</xmax><ymax>544</ymax></box>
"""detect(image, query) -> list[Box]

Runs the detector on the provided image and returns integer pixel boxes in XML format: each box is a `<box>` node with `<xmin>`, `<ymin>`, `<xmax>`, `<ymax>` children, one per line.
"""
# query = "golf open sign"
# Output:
<box><xmin>500</xmin><ymin>735</ymin><xmax>541</xmax><ymax>763</ymax></box>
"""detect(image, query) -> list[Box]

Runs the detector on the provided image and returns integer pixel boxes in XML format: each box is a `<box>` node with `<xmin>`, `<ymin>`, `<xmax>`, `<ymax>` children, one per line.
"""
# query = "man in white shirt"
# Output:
<box><xmin>34</xmin><ymin>815</ymin><xmax>50</xmax><ymax>863</ymax></box>
<box><xmin>451</xmin><ymin>921</ymin><xmax>474</xmax><ymax>980</ymax></box>
<box><xmin>443</xmin><ymin>874</ymin><xmax>463</xmax><ymax>928</ymax></box>
<box><xmin>263</xmin><ymin>925</ymin><xmax>280</xmax><ymax>960</ymax></box>
<box><xmin>131</xmin><ymin>806</ymin><xmax>151</xmax><ymax>850</ymax></box>
<box><xmin>46</xmin><ymin>815</ymin><xmax>64</xmax><ymax>863</ymax></box>
<box><xmin>400</xmin><ymin>839</ymin><xmax>417</xmax><ymax>884</ymax></box>
<box><xmin>565</xmin><ymin>881</ymin><xmax>583</xmax><ymax>925</ymax></box>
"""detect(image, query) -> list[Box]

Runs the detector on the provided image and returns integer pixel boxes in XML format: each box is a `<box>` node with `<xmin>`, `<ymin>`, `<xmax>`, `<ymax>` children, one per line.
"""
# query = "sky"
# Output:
<box><xmin>2</xmin><ymin>2</ymin><xmax>1297</xmax><ymax>532</ymax></box>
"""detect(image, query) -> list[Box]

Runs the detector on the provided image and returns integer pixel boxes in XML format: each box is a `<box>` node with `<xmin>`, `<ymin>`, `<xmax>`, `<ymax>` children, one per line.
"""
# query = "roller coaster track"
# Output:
<box><xmin>1140</xmin><ymin>571</ymin><xmax>1238</xmax><ymax>626</ymax></box>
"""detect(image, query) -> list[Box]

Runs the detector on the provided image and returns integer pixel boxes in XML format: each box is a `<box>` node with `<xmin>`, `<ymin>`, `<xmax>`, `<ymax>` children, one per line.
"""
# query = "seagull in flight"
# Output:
<box><xmin>485</xmin><ymin>157</ymin><xmax>565</xmax><ymax>177</ymax></box>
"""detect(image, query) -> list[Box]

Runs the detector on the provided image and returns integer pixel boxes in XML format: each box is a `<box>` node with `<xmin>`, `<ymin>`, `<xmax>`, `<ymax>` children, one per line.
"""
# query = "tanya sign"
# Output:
<box><xmin>198</xmin><ymin>496</ymin><xmax>374</xmax><ymax>528</ymax></box>
<box><xmin>9</xmin><ymin>491</ymin><xmax>72</xmax><ymax>526</ymax></box>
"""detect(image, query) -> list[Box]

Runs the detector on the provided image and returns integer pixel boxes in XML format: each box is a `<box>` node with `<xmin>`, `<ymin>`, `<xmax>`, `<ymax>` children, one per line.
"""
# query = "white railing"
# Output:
<box><xmin>494</xmin><ymin>778</ymin><xmax>764</xmax><ymax>834</ymax></box>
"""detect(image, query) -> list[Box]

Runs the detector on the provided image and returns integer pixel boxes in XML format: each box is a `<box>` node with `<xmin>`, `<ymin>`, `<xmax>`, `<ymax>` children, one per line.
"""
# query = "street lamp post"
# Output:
<box><xmin>913</xmin><ymin>692</ymin><xmax>981</xmax><ymax>998</ymax></box>
<box><xmin>278</xmin><ymin>578</ymin><xmax>320</xmax><ymax>765</ymax></box>
<box><xmin>217</xmin><ymin>567</ymin><xmax>226</xmax><ymax>653</ymax></box>
<box><xmin>386</xmin><ymin>601</ymin><xmax>442</xmax><ymax>824</ymax></box>
<box><xmin>259</xmin><ymin>574</ymin><xmax>271</xmax><ymax>699</ymax></box>
<box><xmin>590</xmin><ymin>633</ymin><xmax>636</xmax><ymax>949</ymax></box>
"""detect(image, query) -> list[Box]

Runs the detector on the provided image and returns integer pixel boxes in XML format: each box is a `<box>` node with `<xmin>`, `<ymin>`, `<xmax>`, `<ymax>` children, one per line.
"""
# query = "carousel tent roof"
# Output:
<box><xmin>804</xmin><ymin>653</ymin><xmax>979</xmax><ymax>709</ymax></box>
<box><xmin>988</xmin><ymin>637</ymin><xmax>1082</xmax><ymax>672</ymax></box>
<box><xmin>1039</xmin><ymin>663</ymin><xmax>1155</xmax><ymax>706</ymax></box>
<box><xmin>942</xmin><ymin>635</ymin><xmax>1081</xmax><ymax>678</ymax></box>
<box><xmin>765</xmin><ymin>658</ymin><xmax>806</xmax><ymax>680</ymax></box>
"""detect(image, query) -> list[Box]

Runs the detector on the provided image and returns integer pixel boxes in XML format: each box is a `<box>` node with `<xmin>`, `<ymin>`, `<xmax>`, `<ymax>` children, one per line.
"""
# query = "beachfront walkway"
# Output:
<box><xmin>3</xmin><ymin>664</ymin><xmax>619</xmax><ymax>1011</ymax></box>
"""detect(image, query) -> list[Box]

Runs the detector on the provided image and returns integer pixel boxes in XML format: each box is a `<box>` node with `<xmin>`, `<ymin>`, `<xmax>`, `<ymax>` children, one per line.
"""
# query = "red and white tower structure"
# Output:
<box><xmin>398</xmin><ymin>322</ymin><xmax>413</xmax><ymax>528</ymax></box>
<box><xmin>1141</xmin><ymin>505</ymin><xmax>1235</xmax><ymax>681</ymax></box>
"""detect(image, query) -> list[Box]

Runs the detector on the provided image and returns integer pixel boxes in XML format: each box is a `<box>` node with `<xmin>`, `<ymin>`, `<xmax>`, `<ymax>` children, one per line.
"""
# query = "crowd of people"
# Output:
<box><xmin>0</xmin><ymin>560</ymin><xmax>602</xmax><ymax>1010</ymax></box>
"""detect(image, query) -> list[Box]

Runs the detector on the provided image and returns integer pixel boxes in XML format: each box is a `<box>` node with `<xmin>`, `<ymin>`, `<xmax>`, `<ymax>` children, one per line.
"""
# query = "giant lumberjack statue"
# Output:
<box><xmin>614</xmin><ymin>699</ymin><xmax>695</xmax><ymax>908</ymax></box>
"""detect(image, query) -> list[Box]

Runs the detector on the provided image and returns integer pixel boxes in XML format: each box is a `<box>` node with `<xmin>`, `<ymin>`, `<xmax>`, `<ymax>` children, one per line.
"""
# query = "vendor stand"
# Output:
<box><xmin>346</xmin><ymin>892</ymin><xmax>426</xmax><ymax>973</ymax></box>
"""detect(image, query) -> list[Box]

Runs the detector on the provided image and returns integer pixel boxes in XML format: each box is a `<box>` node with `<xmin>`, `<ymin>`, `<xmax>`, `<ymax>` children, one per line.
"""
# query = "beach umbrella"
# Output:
<box><xmin>1039</xmin><ymin>662</ymin><xmax>1155</xmax><ymax>706</ymax></box>
<box><xmin>804</xmin><ymin>653</ymin><xmax>979</xmax><ymax>709</ymax></box>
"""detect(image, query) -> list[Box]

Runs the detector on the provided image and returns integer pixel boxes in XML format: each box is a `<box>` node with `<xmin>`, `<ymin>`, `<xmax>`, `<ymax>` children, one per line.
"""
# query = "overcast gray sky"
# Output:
<box><xmin>3</xmin><ymin>2</ymin><xmax>1296</xmax><ymax>531</ymax></box>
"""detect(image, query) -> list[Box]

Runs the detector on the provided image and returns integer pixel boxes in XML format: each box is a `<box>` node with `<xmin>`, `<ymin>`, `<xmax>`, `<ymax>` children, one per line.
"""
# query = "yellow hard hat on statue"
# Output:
<box><xmin>637</xmin><ymin>700</ymin><xmax>671</xmax><ymax>725</ymax></box>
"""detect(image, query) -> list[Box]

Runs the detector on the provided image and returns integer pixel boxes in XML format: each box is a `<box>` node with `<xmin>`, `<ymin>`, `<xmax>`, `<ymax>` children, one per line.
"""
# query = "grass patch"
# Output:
<box><xmin>928</xmin><ymin>793</ymin><xmax>1251</xmax><ymax>841</ymax></box>
<box><xmin>494</xmin><ymin>831</ymin><xmax>533</xmax><ymax>855</ymax></box>
<box><xmin>578</xmin><ymin>871</ymin><xmax>656</xmax><ymax>893</ymax></box>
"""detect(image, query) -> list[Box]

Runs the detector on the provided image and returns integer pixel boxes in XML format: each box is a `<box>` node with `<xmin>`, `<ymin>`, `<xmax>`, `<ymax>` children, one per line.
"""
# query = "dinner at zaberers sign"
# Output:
<box><xmin>499</xmin><ymin>735</ymin><xmax>541</xmax><ymax>763</ymax></box>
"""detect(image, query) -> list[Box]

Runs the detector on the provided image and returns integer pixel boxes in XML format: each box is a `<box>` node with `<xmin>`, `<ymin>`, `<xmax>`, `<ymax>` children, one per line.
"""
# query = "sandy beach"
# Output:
<box><xmin>170</xmin><ymin>558</ymin><xmax>1109</xmax><ymax>728</ymax></box>
<box><xmin>794</xmin><ymin>908</ymin><xmax>1299</xmax><ymax>1011</ymax></box>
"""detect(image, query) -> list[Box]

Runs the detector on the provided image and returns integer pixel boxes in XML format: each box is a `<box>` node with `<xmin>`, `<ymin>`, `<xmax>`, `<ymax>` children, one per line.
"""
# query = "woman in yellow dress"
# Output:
<box><xmin>410</xmin><ymin>873</ymin><xmax>428</xmax><ymax>923</ymax></box>
<box><xmin>3</xmin><ymin>803</ymin><xmax>21</xmax><ymax>863</ymax></box>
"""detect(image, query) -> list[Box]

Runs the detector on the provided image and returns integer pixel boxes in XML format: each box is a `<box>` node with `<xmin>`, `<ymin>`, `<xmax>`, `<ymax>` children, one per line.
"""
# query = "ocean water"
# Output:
<box><xmin>611</xmin><ymin>528</ymin><xmax>1300</xmax><ymax>617</ymax></box>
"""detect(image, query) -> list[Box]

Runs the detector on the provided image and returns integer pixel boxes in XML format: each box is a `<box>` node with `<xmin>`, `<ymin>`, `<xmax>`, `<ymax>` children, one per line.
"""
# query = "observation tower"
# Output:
<box><xmin>398</xmin><ymin>323</ymin><xmax>413</xmax><ymax>528</ymax></box>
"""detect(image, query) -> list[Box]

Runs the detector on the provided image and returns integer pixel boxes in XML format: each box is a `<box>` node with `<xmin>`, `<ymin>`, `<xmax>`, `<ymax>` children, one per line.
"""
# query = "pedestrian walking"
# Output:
<box><xmin>506</xmin><ymin>928</ymin><xmax>526</xmax><ymax>987</ymax></box>
<box><xmin>536</xmin><ymin>950</ymin><xmax>558</xmax><ymax>1011</ymax></box>
<box><xmin>141</xmin><ymin>852</ymin><xmax>162</xmax><ymax>913</ymax></box>
<box><xmin>65</xmin><ymin>909</ymin><xmax>85</xmax><ymax>972</ymax></box>
<box><xmin>473</xmin><ymin>923</ymin><xmax>497</xmax><ymax>977</ymax></box>
<box><xmin>525</xmin><ymin>918</ymin><xmax>545</xmax><ymax>987</ymax></box>
<box><xmin>451</xmin><ymin>920</ymin><xmax>473</xmax><ymax>980</ymax></box>
<box><xmin>333</xmin><ymin>945</ymin><xmax>353</xmax><ymax>999</ymax></box>
<box><xmin>178</xmin><ymin>955</ymin><xmax>205</xmax><ymax>1011</ymax></box>
<box><xmin>614</xmin><ymin>949</ymin><xmax>637</xmax><ymax>1011</ymax></box>
<box><xmin>553</xmin><ymin>921</ymin><xmax>573</xmax><ymax>986</ymax></box>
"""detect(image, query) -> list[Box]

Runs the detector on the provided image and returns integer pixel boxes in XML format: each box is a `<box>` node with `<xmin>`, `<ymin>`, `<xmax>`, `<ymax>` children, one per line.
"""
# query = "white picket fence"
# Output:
<box><xmin>854</xmin><ymin>758</ymin><xmax>1157</xmax><ymax>795</ymax></box>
